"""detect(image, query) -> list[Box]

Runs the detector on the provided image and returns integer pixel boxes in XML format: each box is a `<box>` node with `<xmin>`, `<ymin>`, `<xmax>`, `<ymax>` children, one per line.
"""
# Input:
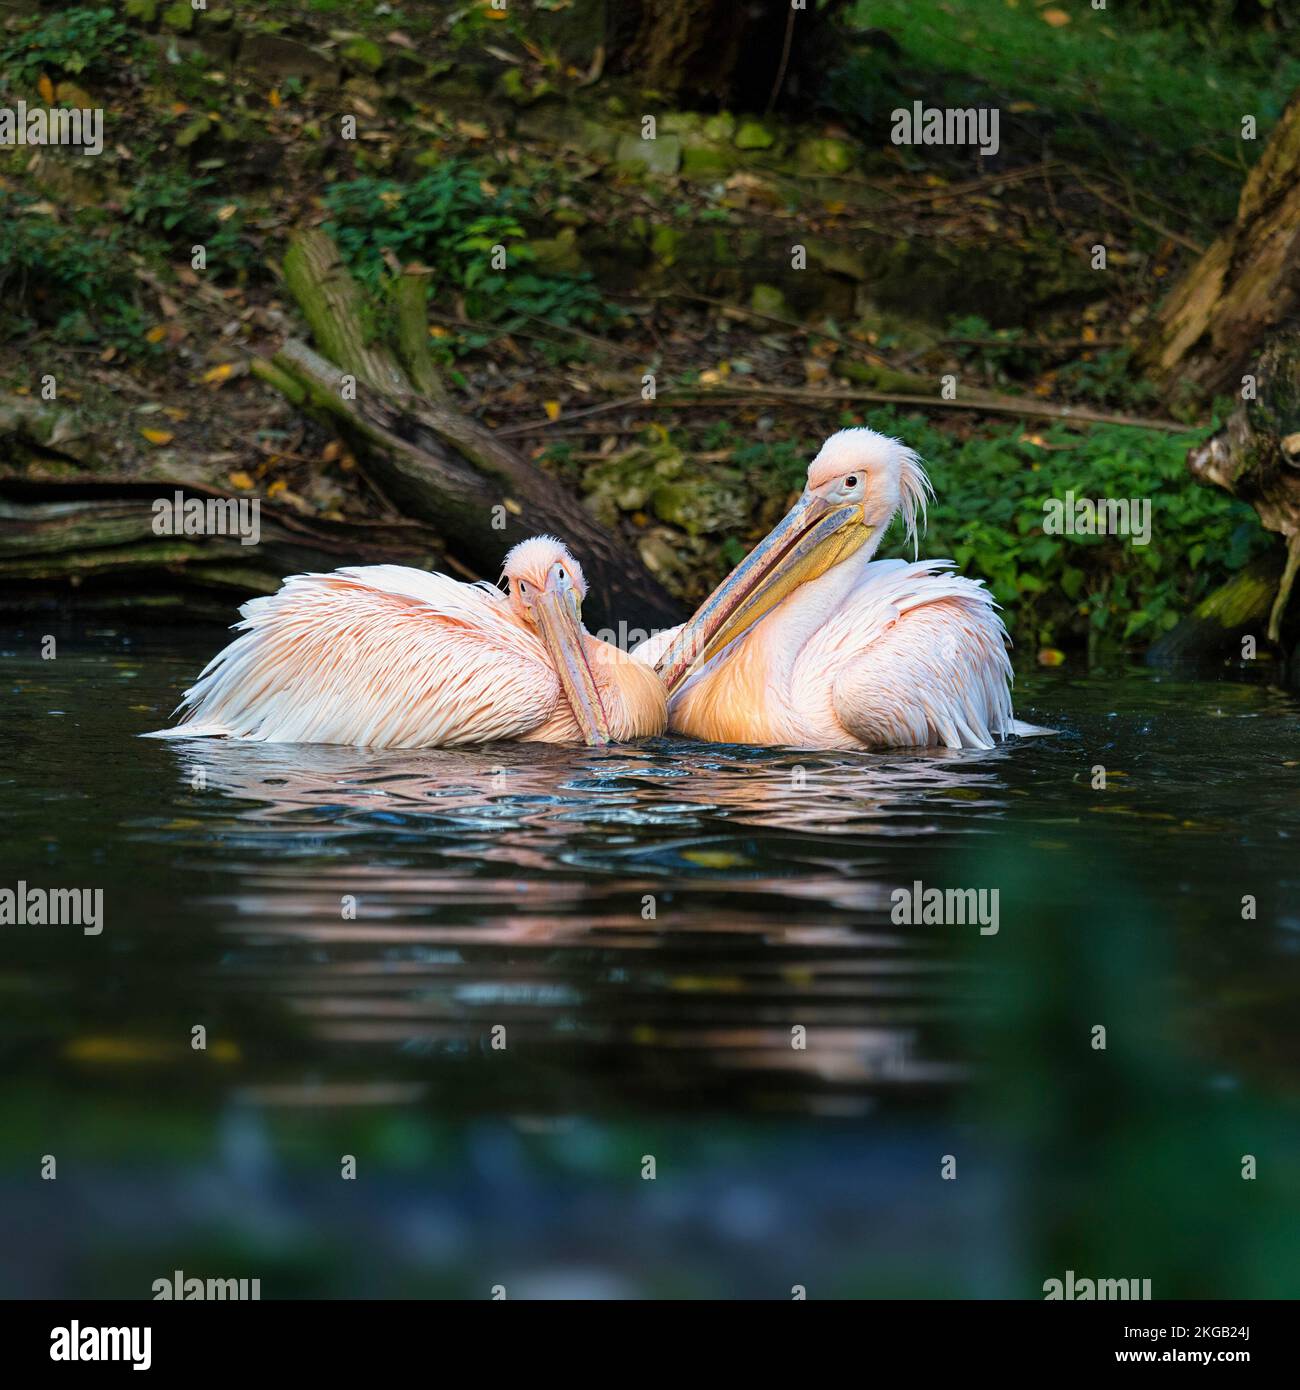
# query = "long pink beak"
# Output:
<box><xmin>654</xmin><ymin>491</ymin><xmax>857</xmax><ymax>693</ymax></box>
<box><xmin>534</xmin><ymin>566</ymin><xmax>612</xmax><ymax>746</ymax></box>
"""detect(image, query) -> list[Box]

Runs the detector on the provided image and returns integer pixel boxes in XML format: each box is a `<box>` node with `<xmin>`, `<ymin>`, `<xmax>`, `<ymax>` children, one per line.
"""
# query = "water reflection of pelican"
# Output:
<box><xmin>167</xmin><ymin>733</ymin><xmax>1014</xmax><ymax>838</ymax></box>
<box><xmin>150</xmin><ymin>736</ymin><xmax>1000</xmax><ymax>1097</ymax></box>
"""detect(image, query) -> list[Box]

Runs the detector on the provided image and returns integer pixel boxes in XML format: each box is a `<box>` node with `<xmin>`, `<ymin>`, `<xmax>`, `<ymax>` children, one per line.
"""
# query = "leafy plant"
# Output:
<box><xmin>322</xmin><ymin>165</ymin><xmax>609</xmax><ymax>336</ymax></box>
<box><xmin>0</xmin><ymin>191</ymin><xmax>158</xmax><ymax>356</ymax></box>
<box><xmin>731</xmin><ymin>410</ymin><xmax>1269</xmax><ymax>651</ymax></box>
<box><xmin>122</xmin><ymin>173</ymin><xmax>258</xmax><ymax>280</ymax></box>
<box><xmin>0</xmin><ymin>6</ymin><xmax>142</xmax><ymax>89</ymax></box>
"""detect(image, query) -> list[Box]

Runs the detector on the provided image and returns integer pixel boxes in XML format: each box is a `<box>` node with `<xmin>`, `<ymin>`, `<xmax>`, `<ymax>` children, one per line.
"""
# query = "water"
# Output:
<box><xmin>2</xmin><ymin>625</ymin><xmax>1299</xmax><ymax>1297</ymax></box>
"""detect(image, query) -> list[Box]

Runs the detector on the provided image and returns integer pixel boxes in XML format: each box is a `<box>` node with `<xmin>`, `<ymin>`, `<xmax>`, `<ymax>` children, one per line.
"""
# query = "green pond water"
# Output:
<box><xmin>1</xmin><ymin>625</ymin><xmax>1298</xmax><ymax>1298</ymax></box>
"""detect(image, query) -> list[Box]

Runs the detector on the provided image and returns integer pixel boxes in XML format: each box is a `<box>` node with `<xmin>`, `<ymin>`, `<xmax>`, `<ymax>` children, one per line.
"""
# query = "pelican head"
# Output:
<box><xmin>503</xmin><ymin>536</ymin><xmax>611</xmax><ymax>745</ymax></box>
<box><xmin>655</xmin><ymin>429</ymin><xmax>932</xmax><ymax>692</ymax></box>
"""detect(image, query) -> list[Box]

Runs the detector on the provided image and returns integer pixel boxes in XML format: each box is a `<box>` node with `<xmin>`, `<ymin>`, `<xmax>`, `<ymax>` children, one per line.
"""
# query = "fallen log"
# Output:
<box><xmin>260</xmin><ymin>229</ymin><xmax>682</xmax><ymax>634</ymax></box>
<box><xmin>0</xmin><ymin>486</ymin><xmax>447</xmax><ymax>619</ymax></box>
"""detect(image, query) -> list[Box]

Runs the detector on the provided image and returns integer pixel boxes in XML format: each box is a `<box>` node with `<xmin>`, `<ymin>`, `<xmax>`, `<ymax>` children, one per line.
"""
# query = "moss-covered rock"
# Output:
<box><xmin>734</xmin><ymin>119</ymin><xmax>775</xmax><ymax>150</ymax></box>
<box><xmin>581</xmin><ymin>446</ymin><xmax>685</xmax><ymax>528</ymax></box>
<box><xmin>649</xmin><ymin>225</ymin><xmax>684</xmax><ymax>266</ymax></box>
<box><xmin>652</xmin><ymin>474</ymin><xmax>748</xmax><ymax>537</ymax></box>
<box><xmin>528</xmin><ymin>227</ymin><xmax>583</xmax><ymax>275</ymax></box>
<box><xmin>160</xmin><ymin>1</ymin><xmax>194</xmax><ymax>33</ymax></box>
<box><xmin>751</xmin><ymin>284</ymin><xmax>791</xmax><ymax>319</ymax></box>
<box><xmin>341</xmin><ymin>37</ymin><xmax>384</xmax><ymax>74</ymax></box>
<box><xmin>681</xmin><ymin>142</ymin><xmax>734</xmax><ymax>178</ymax></box>
<box><xmin>614</xmin><ymin>133</ymin><xmax>682</xmax><ymax>176</ymax></box>
<box><xmin>703</xmin><ymin>112</ymin><xmax>737</xmax><ymax>142</ymax></box>
<box><xmin>516</xmin><ymin>103</ymin><xmax>618</xmax><ymax>158</ymax></box>
<box><xmin>797</xmin><ymin>136</ymin><xmax>854</xmax><ymax>175</ymax></box>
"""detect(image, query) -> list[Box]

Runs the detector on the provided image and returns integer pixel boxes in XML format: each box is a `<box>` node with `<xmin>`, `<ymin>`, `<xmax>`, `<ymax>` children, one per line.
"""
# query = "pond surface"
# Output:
<box><xmin>2</xmin><ymin>625</ymin><xmax>1298</xmax><ymax>1297</ymax></box>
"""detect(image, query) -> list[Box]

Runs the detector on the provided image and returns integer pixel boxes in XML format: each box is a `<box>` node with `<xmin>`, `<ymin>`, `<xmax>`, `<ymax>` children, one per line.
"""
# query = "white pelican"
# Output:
<box><xmin>145</xmin><ymin>536</ymin><xmax>665</xmax><ymax>748</ymax></box>
<box><xmin>635</xmin><ymin>428</ymin><xmax>1040</xmax><ymax>750</ymax></box>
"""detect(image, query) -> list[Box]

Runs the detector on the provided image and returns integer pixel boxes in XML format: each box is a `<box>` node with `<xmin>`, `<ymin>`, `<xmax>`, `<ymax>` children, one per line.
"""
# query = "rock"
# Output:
<box><xmin>703</xmin><ymin>112</ymin><xmax>737</xmax><ymax>142</ymax></box>
<box><xmin>528</xmin><ymin>227</ymin><xmax>583</xmax><ymax>276</ymax></box>
<box><xmin>806</xmin><ymin>238</ymin><xmax>870</xmax><ymax>281</ymax></box>
<box><xmin>651</xmin><ymin>474</ymin><xmax>747</xmax><ymax>538</ymax></box>
<box><xmin>582</xmin><ymin>446</ymin><xmax>684</xmax><ymax>524</ymax></box>
<box><xmin>751</xmin><ymin>284</ymin><xmax>791</xmax><ymax>319</ymax></box>
<box><xmin>341</xmin><ymin>38</ymin><xmax>384</xmax><ymax>74</ymax></box>
<box><xmin>614</xmin><ymin>133</ymin><xmax>682</xmax><ymax>176</ymax></box>
<box><xmin>681</xmin><ymin>142</ymin><xmax>733</xmax><ymax>177</ymax></box>
<box><xmin>650</xmin><ymin>225</ymin><xmax>683</xmax><ymax>266</ymax></box>
<box><xmin>798</xmin><ymin>136</ymin><xmax>854</xmax><ymax>175</ymax></box>
<box><xmin>734</xmin><ymin>119</ymin><xmax>775</xmax><ymax>150</ymax></box>
<box><xmin>160</xmin><ymin>1</ymin><xmax>193</xmax><ymax>32</ymax></box>
<box><xmin>240</xmin><ymin>33</ymin><xmax>339</xmax><ymax>84</ymax></box>
<box><xmin>516</xmin><ymin>103</ymin><xmax>618</xmax><ymax>158</ymax></box>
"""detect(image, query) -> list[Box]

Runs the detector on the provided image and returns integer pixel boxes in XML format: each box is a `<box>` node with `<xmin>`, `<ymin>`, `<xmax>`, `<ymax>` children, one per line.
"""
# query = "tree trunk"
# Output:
<box><xmin>1148</xmin><ymin>332</ymin><xmax>1300</xmax><ymax>664</ymax></box>
<box><xmin>609</xmin><ymin>0</ymin><xmax>849</xmax><ymax>110</ymax></box>
<box><xmin>1138</xmin><ymin>89</ymin><xmax>1300</xmax><ymax>404</ymax></box>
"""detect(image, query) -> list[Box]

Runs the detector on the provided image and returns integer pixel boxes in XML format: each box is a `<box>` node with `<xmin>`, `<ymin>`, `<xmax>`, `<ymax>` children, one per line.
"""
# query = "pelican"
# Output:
<box><xmin>145</xmin><ymin>536</ymin><xmax>665</xmax><ymax>748</ymax></box>
<box><xmin>635</xmin><ymin>428</ymin><xmax>1038</xmax><ymax>750</ymax></box>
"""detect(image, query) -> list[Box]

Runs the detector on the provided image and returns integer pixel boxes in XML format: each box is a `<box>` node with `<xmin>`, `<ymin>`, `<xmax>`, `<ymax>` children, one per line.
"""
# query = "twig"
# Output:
<box><xmin>497</xmin><ymin>382</ymin><xmax>1199</xmax><ymax>437</ymax></box>
<box><xmin>766</xmin><ymin>6</ymin><xmax>797</xmax><ymax>115</ymax></box>
<box><xmin>635</xmin><ymin>287</ymin><xmax>908</xmax><ymax>374</ymax></box>
<box><xmin>942</xmin><ymin>335</ymin><xmax>1126</xmax><ymax>352</ymax></box>
<box><xmin>1076</xmin><ymin>175</ymin><xmax>1206</xmax><ymax>256</ymax></box>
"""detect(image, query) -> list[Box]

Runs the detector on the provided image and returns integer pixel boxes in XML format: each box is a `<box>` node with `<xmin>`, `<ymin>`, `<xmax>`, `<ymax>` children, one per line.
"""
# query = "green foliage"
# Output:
<box><xmin>0</xmin><ymin>6</ymin><xmax>142</xmax><ymax>89</ymax></box>
<box><xmin>734</xmin><ymin>411</ymin><xmax>1269</xmax><ymax>651</ymax></box>
<box><xmin>0</xmin><ymin>191</ymin><xmax>158</xmax><ymax>357</ymax></box>
<box><xmin>322</xmin><ymin>165</ymin><xmax>609</xmax><ymax>340</ymax></box>
<box><xmin>850</xmin><ymin>0</ymin><xmax>1300</xmax><ymax>232</ymax></box>
<box><xmin>122</xmin><ymin>171</ymin><xmax>258</xmax><ymax>280</ymax></box>
<box><xmin>1052</xmin><ymin>348</ymin><xmax>1160</xmax><ymax>413</ymax></box>
<box><xmin>124</xmin><ymin>169</ymin><xmax>217</xmax><ymax>234</ymax></box>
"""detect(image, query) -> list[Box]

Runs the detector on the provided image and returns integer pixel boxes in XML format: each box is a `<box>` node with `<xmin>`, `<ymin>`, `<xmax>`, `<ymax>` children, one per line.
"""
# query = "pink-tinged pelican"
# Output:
<box><xmin>145</xmin><ymin>537</ymin><xmax>665</xmax><ymax>748</ymax></box>
<box><xmin>635</xmin><ymin>428</ymin><xmax>1037</xmax><ymax>750</ymax></box>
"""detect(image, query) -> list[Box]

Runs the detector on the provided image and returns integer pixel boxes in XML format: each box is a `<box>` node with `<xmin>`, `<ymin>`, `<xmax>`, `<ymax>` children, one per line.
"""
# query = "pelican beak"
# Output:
<box><xmin>534</xmin><ymin>565</ymin><xmax>612</xmax><ymax>746</ymax></box>
<box><xmin>655</xmin><ymin>491</ymin><xmax>867</xmax><ymax>693</ymax></box>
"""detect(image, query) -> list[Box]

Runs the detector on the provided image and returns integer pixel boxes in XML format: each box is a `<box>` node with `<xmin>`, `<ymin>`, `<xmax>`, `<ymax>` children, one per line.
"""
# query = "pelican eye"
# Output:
<box><xmin>845</xmin><ymin>474</ymin><xmax>859</xmax><ymax>489</ymax></box>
